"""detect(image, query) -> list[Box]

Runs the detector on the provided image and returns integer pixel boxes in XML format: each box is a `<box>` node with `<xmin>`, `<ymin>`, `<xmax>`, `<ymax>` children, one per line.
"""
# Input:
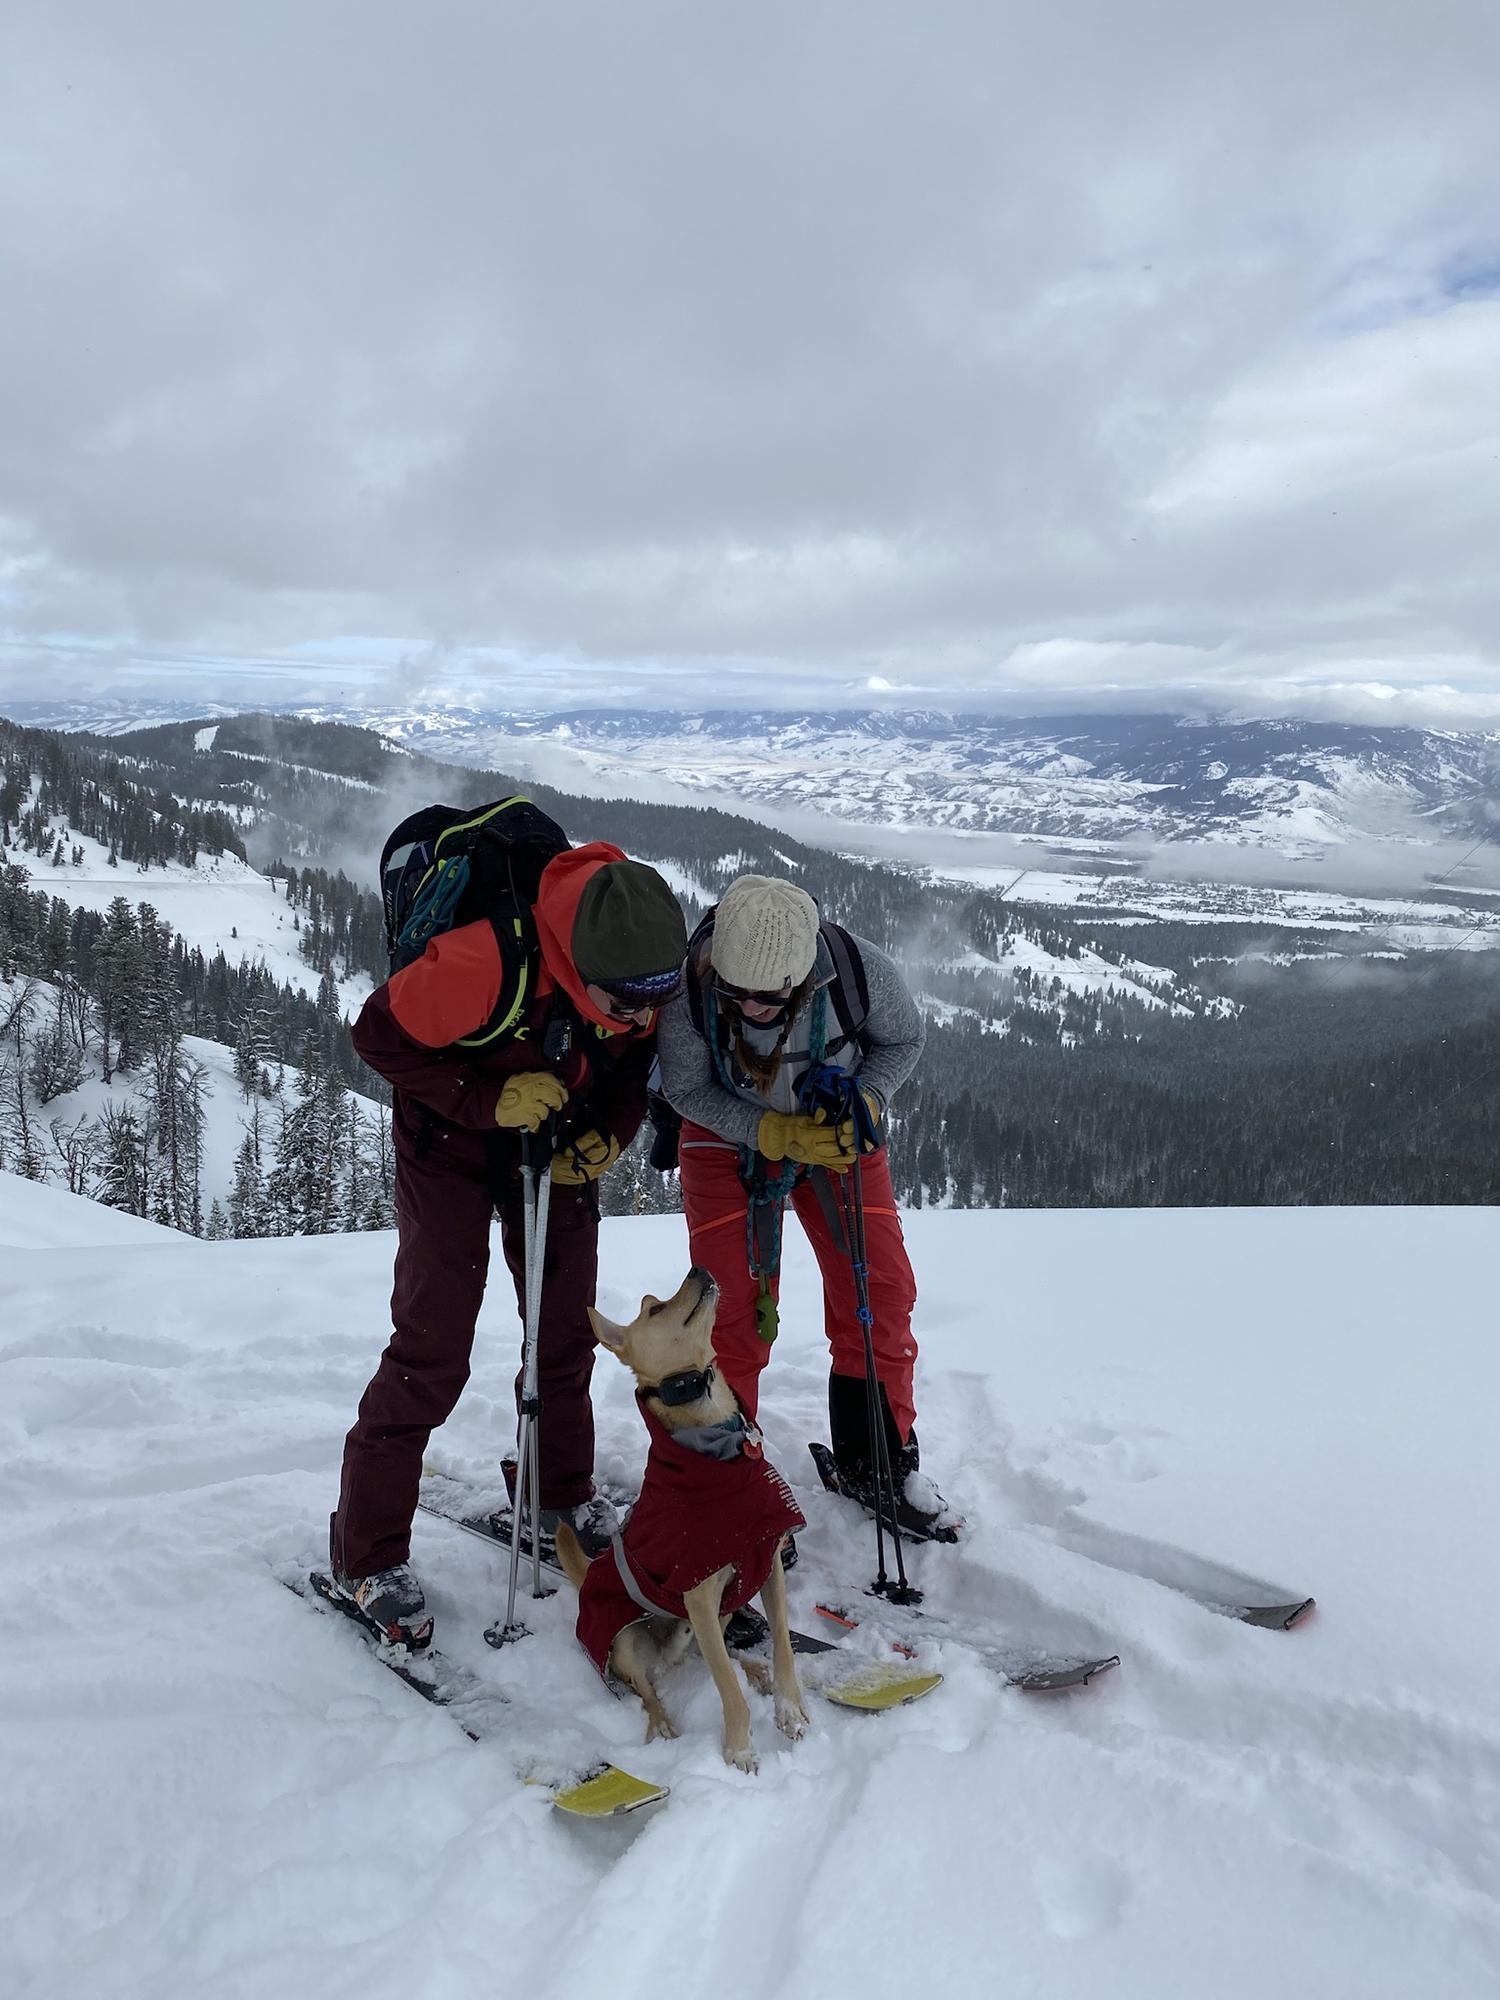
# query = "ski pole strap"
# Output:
<box><xmin>796</xmin><ymin>1061</ymin><xmax>880</xmax><ymax>1153</ymax></box>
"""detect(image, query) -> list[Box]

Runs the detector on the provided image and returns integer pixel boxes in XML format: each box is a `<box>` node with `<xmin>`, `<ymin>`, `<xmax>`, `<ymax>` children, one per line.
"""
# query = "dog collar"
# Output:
<box><xmin>669</xmin><ymin>1411</ymin><xmax>764</xmax><ymax>1461</ymax></box>
<box><xmin>643</xmin><ymin>1363</ymin><xmax>716</xmax><ymax>1410</ymax></box>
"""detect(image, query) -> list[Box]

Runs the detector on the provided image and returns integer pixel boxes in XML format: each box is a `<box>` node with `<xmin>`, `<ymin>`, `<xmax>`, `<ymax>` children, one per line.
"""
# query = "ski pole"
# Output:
<box><xmin>841</xmin><ymin>1152</ymin><xmax>920</xmax><ymax>1606</ymax></box>
<box><xmin>486</xmin><ymin>1122</ymin><xmax>556</xmax><ymax>1646</ymax></box>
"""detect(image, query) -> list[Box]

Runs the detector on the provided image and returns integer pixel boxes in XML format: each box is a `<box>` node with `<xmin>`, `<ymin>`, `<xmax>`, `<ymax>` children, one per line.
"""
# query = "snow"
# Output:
<box><xmin>193</xmin><ymin>725</ymin><xmax>220</xmax><ymax>753</ymax></box>
<box><xmin>5</xmin><ymin>1182</ymin><xmax>1498</xmax><ymax>1997</ymax></box>
<box><xmin>0</xmin><ymin>1172</ymin><xmax>175</xmax><ymax>1249</ymax></box>
<box><xmin>635</xmin><ymin>856</ymin><xmax>714</xmax><ymax>908</ymax></box>
<box><xmin>938</xmin><ymin>863</ymin><xmax>1500</xmax><ymax>950</ymax></box>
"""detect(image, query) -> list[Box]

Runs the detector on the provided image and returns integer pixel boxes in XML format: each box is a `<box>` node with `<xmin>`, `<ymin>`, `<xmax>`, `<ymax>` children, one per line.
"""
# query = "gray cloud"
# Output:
<box><xmin>2</xmin><ymin>0</ymin><xmax>1499</xmax><ymax>720</ymax></box>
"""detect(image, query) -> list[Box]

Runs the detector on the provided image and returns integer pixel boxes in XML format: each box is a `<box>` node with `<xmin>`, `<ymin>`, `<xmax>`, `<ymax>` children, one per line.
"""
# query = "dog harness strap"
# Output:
<box><xmin>610</xmin><ymin>1533</ymin><xmax>676</xmax><ymax>1620</ymax></box>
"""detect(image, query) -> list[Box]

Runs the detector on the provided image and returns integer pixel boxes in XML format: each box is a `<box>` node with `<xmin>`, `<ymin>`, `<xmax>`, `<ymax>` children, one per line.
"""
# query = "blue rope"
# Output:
<box><xmin>705</xmin><ymin>974</ymin><xmax>829</xmax><ymax>1314</ymax></box>
<box><xmin>399</xmin><ymin>854</ymin><xmax>470</xmax><ymax>953</ymax></box>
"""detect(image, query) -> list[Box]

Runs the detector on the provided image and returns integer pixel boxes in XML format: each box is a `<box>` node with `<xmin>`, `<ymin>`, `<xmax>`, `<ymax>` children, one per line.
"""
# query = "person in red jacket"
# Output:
<box><xmin>330</xmin><ymin>843</ymin><xmax>687</xmax><ymax>1645</ymax></box>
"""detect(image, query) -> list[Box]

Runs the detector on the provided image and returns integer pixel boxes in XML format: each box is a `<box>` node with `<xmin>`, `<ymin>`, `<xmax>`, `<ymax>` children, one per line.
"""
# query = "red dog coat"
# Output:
<box><xmin>576</xmin><ymin>1398</ymin><xmax>806</xmax><ymax>1675</ymax></box>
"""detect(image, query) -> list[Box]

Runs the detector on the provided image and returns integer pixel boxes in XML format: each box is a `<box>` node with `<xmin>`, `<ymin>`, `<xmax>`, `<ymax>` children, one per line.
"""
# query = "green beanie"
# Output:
<box><xmin>571</xmin><ymin>861</ymin><xmax>688</xmax><ymax>985</ymax></box>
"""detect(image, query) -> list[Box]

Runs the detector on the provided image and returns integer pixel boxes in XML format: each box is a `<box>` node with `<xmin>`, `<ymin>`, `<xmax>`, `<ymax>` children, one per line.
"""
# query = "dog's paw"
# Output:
<box><xmin>645</xmin><ymin>1708</ymin><xmax>680</xmax><ymax>1743</ymax></box>
<box><xmin>740</xmin><ymin>1658</ymin><xmax>773</xmax><ymax>1696</ymax></box>
<box><xmin>775</xmin><ymin>1695</ymin><xmax>810</xmax><ymax>1742</ymax></box>
<box><xmin>723</xmin><ymin>1736</ymin><xmax>758</xmax><ymax>1775</ymax></box>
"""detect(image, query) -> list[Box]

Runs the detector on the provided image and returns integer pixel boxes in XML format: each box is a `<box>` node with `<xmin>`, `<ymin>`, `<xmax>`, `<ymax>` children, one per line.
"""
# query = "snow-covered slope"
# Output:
<box><xmin>0</xmin><ymin>1171</ymin><xmax>176</xmax><ymax>1249</ymax></box>
<box><xmin>0</xmin><ymin>972</ymin><xmax>385</xmax><ymax>1219</ymax></box>
<box><xmin>4</xmin><ymin>806</ymin><xmax>370</xmax><ymax>1013</ymax></box>
<box><xmin>5</xmin><ymin>1180</ymin><xmax>1497</xmax><ymax>1998</ymax></box>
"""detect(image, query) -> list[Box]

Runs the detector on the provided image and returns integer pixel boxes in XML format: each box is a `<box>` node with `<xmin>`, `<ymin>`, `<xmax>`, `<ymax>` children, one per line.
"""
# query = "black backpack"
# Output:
<box><xmin>379</xmin><ymin>795</ymin><xmax>570</xmax><ymax>1048</ymax></box>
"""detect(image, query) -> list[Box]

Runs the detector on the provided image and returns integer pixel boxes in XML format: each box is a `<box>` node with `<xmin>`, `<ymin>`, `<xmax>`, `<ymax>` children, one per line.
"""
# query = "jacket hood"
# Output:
<box><xmin>534</xmin><ymin>842</ymin><xmax>641</xmax><ymax>1035</ymax></box>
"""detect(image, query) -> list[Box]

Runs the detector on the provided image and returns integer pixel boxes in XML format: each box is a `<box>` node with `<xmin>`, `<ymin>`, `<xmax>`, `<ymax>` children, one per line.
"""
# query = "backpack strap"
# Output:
<box><xmin>452</xmin><ymin>910</ymin><xmax>539</xmax><ymax>1048</ymax></box>
<box><xmin>684</xmin><ymin>910</ymin><xmax>717</xmax><ymax>1040</ymax></box>
<box><xmin>819</xmin><ymin>922</ymin><xmax>870</xmax><ymax>1058</ymax></box>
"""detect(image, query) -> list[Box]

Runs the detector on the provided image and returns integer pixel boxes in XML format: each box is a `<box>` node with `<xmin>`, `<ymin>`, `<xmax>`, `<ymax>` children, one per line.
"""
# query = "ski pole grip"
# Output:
<box><xmin>520</xmin><ymin>1112</ymin><xmax>561</xmax><ymax>1172</ymax></box>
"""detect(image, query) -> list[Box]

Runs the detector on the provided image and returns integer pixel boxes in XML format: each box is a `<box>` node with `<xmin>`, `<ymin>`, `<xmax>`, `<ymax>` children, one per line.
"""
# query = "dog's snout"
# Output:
<box><xmin>688</xmin><ymin>1264</ymin><xmax>717</xmax><ymax>1291</ymax></box>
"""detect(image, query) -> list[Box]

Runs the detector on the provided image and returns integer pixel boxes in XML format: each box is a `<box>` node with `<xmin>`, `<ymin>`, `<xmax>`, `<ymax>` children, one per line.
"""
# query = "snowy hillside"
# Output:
<box><xmin>3</xmin><ymin>799</ymin><xmax>371</xmax><ymax>1014</ymax></box>
<box><xmin>5</xmin><ymin>1178</ymin><xmax>1498</xmax><ymax>1999</ymax></box>
<box><xmin>0</xmin><ymin>970</ymin><xmax>389</xmax><ymax>1226</ymax></box>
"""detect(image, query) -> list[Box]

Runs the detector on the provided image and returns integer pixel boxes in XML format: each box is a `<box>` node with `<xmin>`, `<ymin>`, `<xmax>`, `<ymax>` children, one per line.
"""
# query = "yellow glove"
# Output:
<box><xmin>758</xmin><ymin>1110</ymin><xmax>857</xmax><ymax>1171</ymax></box>
<box><xmin>550</xmin><ymin>1129</ymin><xmax>621</xmax><ymax>1184</ymax></box>
<box><xmin>494</xmin><ymin>1071</ymin><xmax>569</xmax><ymax>1131</ymax></box>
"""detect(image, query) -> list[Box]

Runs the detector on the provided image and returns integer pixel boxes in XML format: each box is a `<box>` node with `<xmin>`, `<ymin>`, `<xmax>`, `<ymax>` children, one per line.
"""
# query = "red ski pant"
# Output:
<box><xmin>679</xmin><ymin>1123</ymin><xmax>918</xmax><ymax>1439</ymax></box>
<box><xmin>332</xmin><ymin>1139</ymin><xmax>600</xmax><ymax>1580</ymax></box>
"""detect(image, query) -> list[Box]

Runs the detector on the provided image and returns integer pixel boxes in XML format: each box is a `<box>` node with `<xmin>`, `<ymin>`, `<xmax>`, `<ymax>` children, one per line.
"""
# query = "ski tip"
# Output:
<box><xmin>1010</xmin><ymin>1654</ymin><xmax>1121</xmax><ymax>1692</ymax></box>
<box><xmin>807</xmin><ymin>1441</ymin><xmax>839</xmax><ymax>1490</ymax></box>
<box><xmin>548</xmin><ymin>1764</ymin><xmax>669</xmax><ymax>1817</ymax></box>
<box><xmin>1238</xmin><ymin>1597</ymin><xmax>1316</xmax><ymax>1631</ymax></box>
<box><xmin>825</xmin><ymin>1668</ymin><xmax>944</xmax><ymax>1711</ymax></box>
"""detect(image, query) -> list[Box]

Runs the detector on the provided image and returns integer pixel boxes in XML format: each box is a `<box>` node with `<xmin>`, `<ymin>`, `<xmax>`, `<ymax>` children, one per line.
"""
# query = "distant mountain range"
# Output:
<box><xmin>16</xmin><ymin>696</ymin><xmax>1495</xmax><ymax>861</ymax></box>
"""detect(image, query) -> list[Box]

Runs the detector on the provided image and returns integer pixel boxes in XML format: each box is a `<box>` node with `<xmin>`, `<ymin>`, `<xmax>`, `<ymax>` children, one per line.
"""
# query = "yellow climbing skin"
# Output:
<box><xmin>823</xmin><ymin>1667</ymin><xmax>944</xmax><ymax>1711</ymax></box>
<box><xmin>546</xmin><ymin>1764</ymin><xmax>669</xmax><ymax>1816</ymax></box>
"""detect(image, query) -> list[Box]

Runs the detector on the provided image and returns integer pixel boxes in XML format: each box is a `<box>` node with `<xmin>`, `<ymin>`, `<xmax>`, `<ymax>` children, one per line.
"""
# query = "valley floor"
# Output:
<box><xmin>3</xmin><ymin>1186</ymin><xmax>1497</xmax><ymax>1999</ymax></box>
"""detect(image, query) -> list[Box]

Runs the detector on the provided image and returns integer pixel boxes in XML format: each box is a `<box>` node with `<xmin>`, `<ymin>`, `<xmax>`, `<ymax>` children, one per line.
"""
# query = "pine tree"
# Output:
<box><xmin>228</xmin><ymin>1098</ymin><xmax>271</xmax><ymax>1238</ymax></box>
<box><xmin>26</xmin><ymin>988</ymin><xmax>85</xmax><ymax>1104</ymax></box>
<box><xmin>96</xmin><ymin>1102</ymin><xmax>150</xmax><ymax>1215</ymax></box>
<box><xmin>265</xmin><ymin>1048</ymin><xmax>349</xmax><ymax>1235</ymax></box>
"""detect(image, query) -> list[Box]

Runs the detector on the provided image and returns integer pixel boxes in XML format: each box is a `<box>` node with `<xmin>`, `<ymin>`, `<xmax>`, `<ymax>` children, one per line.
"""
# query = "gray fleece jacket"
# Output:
<box><xmin>656</xmin><ymin>928</ymin><xmax>925</xmax><ymax>1150</ymax></box>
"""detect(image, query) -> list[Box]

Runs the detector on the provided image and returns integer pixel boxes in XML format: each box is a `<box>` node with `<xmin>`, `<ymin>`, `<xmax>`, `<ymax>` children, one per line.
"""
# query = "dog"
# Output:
<box><xmin>553</xmin><ymin>1265</ymin><xmax>810</xmax><ymax>1773</ymax></box>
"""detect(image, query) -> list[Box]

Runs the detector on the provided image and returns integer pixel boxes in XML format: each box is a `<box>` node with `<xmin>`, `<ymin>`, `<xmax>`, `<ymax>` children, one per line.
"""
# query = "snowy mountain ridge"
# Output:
<box><xmin>311</xmin><ymin>705</ymin><xmax>1500</xmax><ymax>859</ymax></box>
<box><xmin>11</xmin><ymin>695</ymin><xmax>1499</xmax><ymax>861</ymax></box>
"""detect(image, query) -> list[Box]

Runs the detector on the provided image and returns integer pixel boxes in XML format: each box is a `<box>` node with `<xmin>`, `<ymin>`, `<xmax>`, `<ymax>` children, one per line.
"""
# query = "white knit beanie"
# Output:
<box><xmin>712</xmin><ymin>875</ymin><xmax>820</xmax><ymax>991</ymax></box>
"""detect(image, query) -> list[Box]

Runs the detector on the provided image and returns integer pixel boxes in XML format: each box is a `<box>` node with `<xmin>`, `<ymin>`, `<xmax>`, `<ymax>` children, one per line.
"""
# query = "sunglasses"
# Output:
<box><xmin>595</xmin><ymin>975</ymin><xmax>684</xmax><ymax>1021</ymax></box>
<box><xmin>717</xmin><ymin>977</ymin><xmax>795</xmax><ymax>1008</ymax></box>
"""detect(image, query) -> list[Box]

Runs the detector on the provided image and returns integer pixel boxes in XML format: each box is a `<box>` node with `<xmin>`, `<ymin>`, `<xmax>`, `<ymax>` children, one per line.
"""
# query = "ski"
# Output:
<box><xmin>807</xmin><ymin>1449</ymin><xmax>1314</xmax><ymax>1634</ymax></box>
<box><xmin>417</xmin><ymin>1482</ymin><xmax>944</xmax><ymax>1711</ymax></box>
<box><xmin>281</xmin><ymin>1571</ymin><xmax>668</xmax><ymax>1816</ymax></box>
<box><xmin>1231</xmin><ymin>1598</ymin><xmax>1316</xmax><ymax>1630</ymax></box>
<box><xmin>812</xmin><ymin>1600</ymin><xmax>1121</xmax><ymax>1693</ymax></box>
<box><xmin>417</xmin><ymin>1481</ymin><xmax>567</xmax><ymax>1574</ymax></box>
<box><xmin>774</xmin><ymin>1622</ymin><xmax>944</xmax><ymax>1708</ymax></box>
<box><xmin>806</xmin><ymin>1440</ymin><xmax>961</xmax><ymax>1544</ymax></box>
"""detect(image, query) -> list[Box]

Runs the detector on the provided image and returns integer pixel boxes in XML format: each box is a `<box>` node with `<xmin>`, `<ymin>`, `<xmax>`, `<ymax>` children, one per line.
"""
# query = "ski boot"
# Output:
<box><xmin>329</xmin><ymin>1563</ymin><xmax>434</xmax><ymax>1651</ymax></box>
<box><xmin>502</xmin><ymin>1459</ymin><xmax>622</xmax><ymax>1562</ymax></box>
<box><xmin>723</xmin><ymin>1604</ymin><xmax>771</xmax><ymax>1653</ymax></box>
<box><xmin>821</xmin><ymin>1373</ymin><xmax>961</xmax><ymax>1544</ymax></box>
<box><xmin>541</xmin><ymin>1490</ymin><xmax>621</xmax><ymax>1562</ymax></box>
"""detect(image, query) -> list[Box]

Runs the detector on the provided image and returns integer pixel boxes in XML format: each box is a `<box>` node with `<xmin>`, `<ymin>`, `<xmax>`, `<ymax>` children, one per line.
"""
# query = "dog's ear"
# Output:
<box><xmin>588</xmin><ymin>1305</ymin><xmax>630</xmax><ymax>1354</ymax></box>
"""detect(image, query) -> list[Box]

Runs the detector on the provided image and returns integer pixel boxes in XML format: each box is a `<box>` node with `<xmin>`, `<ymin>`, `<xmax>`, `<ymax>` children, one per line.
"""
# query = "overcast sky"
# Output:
<box><xmin>2</xmin><ymin>0</ymin><xmax>1498</xmax><ymax>726</ymax></box>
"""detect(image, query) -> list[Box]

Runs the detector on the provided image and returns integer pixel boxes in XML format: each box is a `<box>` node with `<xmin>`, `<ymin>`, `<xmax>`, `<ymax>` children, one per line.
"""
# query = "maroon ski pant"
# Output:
<box><xmin>332</xmin><ymin>1138</ymin><xmax>600</xmax><ymax>1581</ymax></box>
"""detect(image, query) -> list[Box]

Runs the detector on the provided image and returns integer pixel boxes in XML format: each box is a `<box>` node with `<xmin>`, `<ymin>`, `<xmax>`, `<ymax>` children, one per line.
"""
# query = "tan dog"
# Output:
<box><xmin>553</xmin><ymin>1267</ymin><xmax>809</xmax><ymax>1773</ymax></box>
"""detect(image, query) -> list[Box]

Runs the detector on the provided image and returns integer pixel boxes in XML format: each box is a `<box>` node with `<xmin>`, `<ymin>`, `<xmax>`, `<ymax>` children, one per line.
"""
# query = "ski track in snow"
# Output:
<box><xmin>2</xmin><ymin>1191</ymin><xmax>1498</xmax><ymax>1999</ymax></box>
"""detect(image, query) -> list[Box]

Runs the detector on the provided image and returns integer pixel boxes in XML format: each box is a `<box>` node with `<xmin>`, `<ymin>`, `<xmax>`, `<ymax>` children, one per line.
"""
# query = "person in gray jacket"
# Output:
<box><xmin>657</xmin><ymin>874</ymin><xmax>952</xmax><ymax>1538</ymax></box>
